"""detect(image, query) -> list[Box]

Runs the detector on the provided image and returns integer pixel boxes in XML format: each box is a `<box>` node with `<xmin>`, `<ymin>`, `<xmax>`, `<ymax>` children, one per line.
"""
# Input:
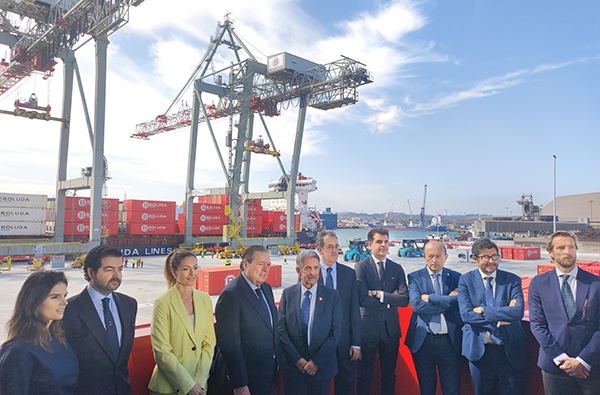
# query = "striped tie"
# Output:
<box><xmin>561</xmin><ymin>274</ymin><xmax>575</xmax><ymax>320</ymax></box>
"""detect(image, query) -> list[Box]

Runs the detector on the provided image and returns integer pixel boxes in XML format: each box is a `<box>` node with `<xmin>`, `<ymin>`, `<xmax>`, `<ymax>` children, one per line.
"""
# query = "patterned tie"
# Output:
<box><xmin>561</xmin><ymin>274</ymin><xmax>576</xmax><ymax>320</ymax></box>
<box><xmin>102</xmin><ymin>297</ymin><xmax>120</xmax><ymax>360</ymax></box>
<box><xmin>377</xmin><ymin>261</ymin><xmax>386</xmax><ymax>282</ymax></box>
<box><xmin>301</xmin><ymin>290</ymin><xmax>311</xmax><ymax>341</ymax></box>
<box><xmin>255</xmin><ymin>287</ymin><xmax>272</xmax><ymax>326</ymax></box>
<box><xmin>485</xmin><ymin>277</ymin><xmax>503</xmax><ymax>343</ymax></box>
<box><xmin>326</xmin><ymin>267</ymin><xmax>334</xmax><ymax>289</ymax></box>
<box><xmin>429</xmin><ymin>274</ymin><xmax>442</xmax><ymax>334</ymax></box>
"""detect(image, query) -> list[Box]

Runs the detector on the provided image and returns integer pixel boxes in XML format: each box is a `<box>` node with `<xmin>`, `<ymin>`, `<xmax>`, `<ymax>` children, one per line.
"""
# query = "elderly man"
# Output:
<box><xmin>215</xmin><ymin>245</ymin><xmax>279</xmax><ymax>395</ymax></box>
<box><xmin>316</xmin><ymin>230</ymin><xmax>361</xmax><ymax>395</ymax></box>
<box><xmin>355</xmin><ymin>228</ymin><xmax>409</xmax><ymax>395</ymax></box>
<box><xmin>63</xmin><ymin>245</ymin><xmax>138</xmax><ymax>395</ymax></box>
<box><xmin>278</xmin><ymin>250</ymin><xmax>342</xmax><ymax>395</ymax></box>
<box><xmin>529</xmin><ymin>231</ymin><xmax>600</xmax><ymax>395</ymax></box>
<box><xmin>458</xmin><ymin>238</ymin><xmax>528</xmax><ymax>395</ymax></box>
<box><xmin>405</xmin><ymin>241</ymin><xmax>462</xmax><ymax>395</ymax></box>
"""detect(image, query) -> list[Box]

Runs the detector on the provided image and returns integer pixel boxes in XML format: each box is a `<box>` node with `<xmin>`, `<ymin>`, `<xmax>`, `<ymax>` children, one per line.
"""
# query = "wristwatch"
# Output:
<box><xmin>370</xmin><ymin>290</ymin><xmax>378</xmax><ymax>297</ymax></box>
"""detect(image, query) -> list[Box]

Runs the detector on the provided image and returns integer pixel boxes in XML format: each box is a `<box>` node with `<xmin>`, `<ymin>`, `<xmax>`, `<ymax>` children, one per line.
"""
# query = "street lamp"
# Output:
<box><xmin>553</xmin><ymin>155</ymin><xmax>557</xmax><ymax>233</ymax></box>
<box><xmin>589</xmin><ymin>200</ymin><xmax>594</xmax><ymax>222</ymax></box>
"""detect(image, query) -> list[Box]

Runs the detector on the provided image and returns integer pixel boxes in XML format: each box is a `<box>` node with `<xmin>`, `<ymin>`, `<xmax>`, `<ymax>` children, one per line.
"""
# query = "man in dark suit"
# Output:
<box><xmin>355</xmin><ymin>228</ymin><xmax>409</xmax><ymax>395</ymax></box>
<box><xmin>278</xmin><ymin>249</ymin><xmax>342</xmax><ymax>395</ymax></box>
<box><xmin>63</xmin><ymin>245</ymin><xmax>138</xmax><ymax>395</ymax></box>
<box><xmin>215</xmin><ymin>245</ymin><xmax>279</xmax><ymax>395</ymax></box>
<box><xmin>529</xmin><ymin>231</ymin><xmax>600</xmax><ymax>395</ymax></box>
<box><xmin>316</xmin><ymin>230</ymin><xmax>361</xmax><ymax>395</ymax></box>
<box><xmin>458</xmin><ymin>238</ymin><xmax>528</xmax><ymax>395</ymax></box>
<box><xmin>405</xmin><ymin>241</ymin><xmax>462</xmax><ymax>395</ymax></box>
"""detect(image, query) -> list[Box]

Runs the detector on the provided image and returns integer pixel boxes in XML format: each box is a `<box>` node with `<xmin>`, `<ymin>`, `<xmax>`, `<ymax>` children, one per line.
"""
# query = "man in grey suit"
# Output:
<box><xmin>278</xmin><ymin>250</ymin><xmax>342</xmax><ymax>395</ymax></box>
<box><xmin>63</xmin><ymin>245</ymin><xmax>137</xmax><ymax>395</ymax></box>
<box><xmin>316</xmin><ymin>230</ymin><xmax>361</xmax><ymax>395</ymax></box>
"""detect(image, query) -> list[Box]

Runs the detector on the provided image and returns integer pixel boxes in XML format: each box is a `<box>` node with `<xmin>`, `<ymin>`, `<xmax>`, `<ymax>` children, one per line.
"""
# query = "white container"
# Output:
<box><xmin>0</xmin><ymin>221</ymin><xmax>46</xmax><ymax>236</ymax></box>
<box><xmin>0</xmin><ymin>193</ymin><xmax>47</xmax><ymax>208</ymax></box>
<box><xmin>0</xmin><ymin>207</ymin><xmax>46</xmax><ymax>222</ymax></box>
<box><xmin>267</xmin><ymin>52</ymin><xmax>325</xmax><ymax>80</ymax></box>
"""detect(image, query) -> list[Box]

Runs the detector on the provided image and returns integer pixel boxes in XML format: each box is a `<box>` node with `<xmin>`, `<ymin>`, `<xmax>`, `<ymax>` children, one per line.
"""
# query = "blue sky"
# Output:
<box><xmin>1</xmin><ymin>0</ymin><xmax>599</xmax><ymax>217</ymax></box>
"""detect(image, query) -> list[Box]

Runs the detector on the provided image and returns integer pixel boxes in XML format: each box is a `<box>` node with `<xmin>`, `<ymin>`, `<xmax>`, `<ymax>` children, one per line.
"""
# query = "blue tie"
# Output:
<box><xmin>301</xmin><ymin>290</ymin><xmax>311</xmax><ymax>341</ymax></box>
<box><xmin>326</xmin><ymin>267</ymin><xmax>334</xmax><ymax>289</ymax></box>
<box><xmin>561</xmin><ymin>274</ymin><xmax>575</xmax><ymax>320</ymax></box>
<box><xmin>485</xmin><ymin>277</ymin><xmax>503</xmax><ymax>343</ymax></box>
<box><xmin>429</xmin><ymin>274</ymin><xmax>442</xmax><ymax>334</ymax></box>
<box><xmin>102</xmin><ymin>298</ymin><xmax>120</xmax><ymax>360</ymax></box>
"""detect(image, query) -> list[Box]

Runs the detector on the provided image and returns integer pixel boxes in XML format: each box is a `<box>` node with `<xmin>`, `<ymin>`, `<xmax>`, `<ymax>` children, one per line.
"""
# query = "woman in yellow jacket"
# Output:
<box><xmin>149</xmin><ymin>249</ymin><xmax>215</xmax><ymax>395</ymax></box>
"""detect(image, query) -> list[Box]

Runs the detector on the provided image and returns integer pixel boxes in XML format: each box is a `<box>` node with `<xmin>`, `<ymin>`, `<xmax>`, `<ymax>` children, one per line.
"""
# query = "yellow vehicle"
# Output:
<box><xmin>0</xmin><ymin>256</ymin><xmax>11</xmax><ymax>271</ymax></box>
<box><xmin>218</xmin><ymin>246</ymin><xmax>247</xmax><ymax>259</ymax></box>
<box><xmin>278</xmin><ymin>244</ymin><xmax>301</xmax><ymax>255</ymax></box>
<box><xmin>71</xmin><ymin>253</ymin><xmax>87</xmax><ymax>269</ymax></box>
<box><xmin>28</xmin><ymin>257</ymin><xmax>46</xmax><ymax>271</ymax></box>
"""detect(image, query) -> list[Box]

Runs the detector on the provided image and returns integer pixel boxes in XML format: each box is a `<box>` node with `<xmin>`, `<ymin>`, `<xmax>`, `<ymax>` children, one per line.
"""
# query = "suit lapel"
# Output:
<box><xmin>494</xmin><ymin>270</ymin><xmax>505</xmax><ymax>306</ymax></box>
<box><xmin>575</xmin><ymin>271</ymin><xmax>590</xmax><ymax>318</ymax></box>
<box><xmin>419</xmin><ymin>268</ymin><xmax>435</xmax><ymax>294</ymax></box>
<box><xmin>77</xmin><ymin>289</ymin><xmax>116</xmax><ymax>362</ymax></box>
<box><xmin>113</xmin><ymin>292</ymin><xmax>133</xmax><ymax>359</ymax></box>
<box><xmin>168</xmin><ymin>287</ymin><xmax>197</xmax><ymax>347</ymax></box>
<box><xmin>309</xmin><ymin>285</ymin><xmax>325</xmax><ymax>353</ymax></box>
<box><xmin>240</xmin><ymin>276</ymin><xmax>273</xmax><ymax>332</ymax></box>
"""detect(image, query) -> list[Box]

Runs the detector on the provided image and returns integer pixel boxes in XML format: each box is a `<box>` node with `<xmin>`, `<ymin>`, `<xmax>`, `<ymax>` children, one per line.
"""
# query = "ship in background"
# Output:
<box><xmin>368</xmin><ymin>215</ymin><xmax>448</xmax><ymax>232</ymax></box>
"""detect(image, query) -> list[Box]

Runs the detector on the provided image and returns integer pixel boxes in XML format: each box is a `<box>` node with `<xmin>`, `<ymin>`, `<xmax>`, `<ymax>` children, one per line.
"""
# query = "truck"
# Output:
<box><xmin>344</xmin><ymin>238</ymin><xmax>371</xmax><ymax>262</ymax></box>
<box><xmin>397</xmin><ymin>239</ymin><xmax>428</xmax><ymax>258</ymax></box>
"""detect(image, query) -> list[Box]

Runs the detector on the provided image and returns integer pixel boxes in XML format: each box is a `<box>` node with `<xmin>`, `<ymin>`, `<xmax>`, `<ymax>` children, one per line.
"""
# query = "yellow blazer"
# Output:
<box><xmin>148</xmin><ymin>286</ymin><xmax>216</xmax><ymax>394</ymax></box>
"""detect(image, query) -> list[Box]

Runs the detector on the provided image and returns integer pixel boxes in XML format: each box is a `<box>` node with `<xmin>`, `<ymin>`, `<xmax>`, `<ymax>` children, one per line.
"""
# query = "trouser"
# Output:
<box><xmin>357</xmin><ymin>336</ymin><xmax>399</xmax><ymax>395</ymax></box>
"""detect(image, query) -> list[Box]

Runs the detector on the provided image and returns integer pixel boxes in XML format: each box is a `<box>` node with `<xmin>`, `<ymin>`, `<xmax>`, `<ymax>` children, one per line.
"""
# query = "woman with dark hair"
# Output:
<box><xmin>0</xmin><ymin>271</ymin><xmax>78</xmax><ymax>394</ymax></box>
<box><xmin>148</xmin><ymin>249</ymin><xmax>215</xmax><ymax>395</ymax></box>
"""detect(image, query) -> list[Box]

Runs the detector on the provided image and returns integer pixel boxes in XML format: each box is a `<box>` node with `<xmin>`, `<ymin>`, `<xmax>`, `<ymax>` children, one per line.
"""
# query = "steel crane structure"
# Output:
<box><xmin>419</xmin><ymin>184</ymin><xmax>427</xmax><ymax>226</ymax></box>
<box><xmin>133</xmin><ymin>16</ymin><xmax>373</xmax><ymax>247</ymax></box>
<box><xmin>0</xmin><ymin>0</ymin><xmax>143</xmax><ymax>257</ymax></box>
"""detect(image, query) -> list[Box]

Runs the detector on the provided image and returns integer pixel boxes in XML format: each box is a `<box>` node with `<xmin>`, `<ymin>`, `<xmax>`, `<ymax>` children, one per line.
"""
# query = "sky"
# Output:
<box><xmin>1</xmin><ymin>0</ymin><xmax>599</xmax><ymax>217</ymax></box>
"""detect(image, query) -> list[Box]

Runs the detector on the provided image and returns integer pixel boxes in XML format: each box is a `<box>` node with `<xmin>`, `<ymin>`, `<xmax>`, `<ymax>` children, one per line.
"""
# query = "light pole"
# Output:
<box><xmin>553</xmin><ymin>155</ymin><xmax>557</xmax><ymax>233</ymax></box>
<box><xmin>589</xmin><ymin>200</ymin><xmax>594</xmax><ymax>222</ymax></box>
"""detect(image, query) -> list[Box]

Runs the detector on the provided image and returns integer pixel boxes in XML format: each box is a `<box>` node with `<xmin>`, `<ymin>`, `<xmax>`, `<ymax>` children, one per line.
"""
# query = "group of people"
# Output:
<box><xmin>0</xmin><ymin>229</ymin><xmax>598</xmax><ymax>395</ymax></box>
<box><xmin>124</xmin><ymin>257</ymin><xmax>143</xmax><ymax>269</ymax></box>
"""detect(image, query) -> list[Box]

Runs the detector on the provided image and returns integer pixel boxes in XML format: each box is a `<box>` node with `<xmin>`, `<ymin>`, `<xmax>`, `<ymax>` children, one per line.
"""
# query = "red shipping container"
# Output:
<box><xmin>64</xmin><ymin>222</ymin><xmax>118</xmax><ymax>236</ymax></box>
<box><xmin>64</xmin><ymin>209</ymin><xmax>119</xmax><ymax>223</ymax></box>
<box><xmin>194</xmin><ymin>264</ymin><xmax>282</xmax><ymax>295</ymax></box>
<box><xmin>192</xmin><ymin>214</ymin><xmax>228</xmax><ymax>224</ymax></box>
<box><xmin>65</xmin><ymin>196</ymin><xmax>119</xmax><ymax>211</ymax></box>
<box><xmin>269</xmin><ymin>222</ymin><xmax>288</xmax><ymax>233</ymax></box>
<box><xmin>581</xmin><ymin>265</ymin><xmax>600</xmax><ymax>276</ymax></box>
<box><xmin>191</xmin><ymin>224</ymin><xmax>224</xmax><ymax>236</ymax></box>
<box><xmin>126</xmin><ymin>223</ymin><xmax>177</xmax><ymax>235</ymax></box>
<box><xmin>499</xmin><ymin>246</ymin><xmax>514</xmax><ymax>260</ymax></box>
<box><xmin>537</xmin><ymin>264</ymin><xmax>555</xmax><ymax>275</ymax></box>
<box><xmin>176</xmin><ymin>222</ymin><xmax>184</xmax><ymax>234</ymax></box>
<box><xmin>185</xmin><ymin>203</ymin><xmax>225</xmax><ymax>215</ymax></box>
<box><xmin>124</xmin><ymin>211</ymin><xmax>175</xmax><ymax>224</ymax></box>
<box><xmin>513</xmin><ymin>246</ymin><xmax>541</xmax><ymax>260</ymax></box>
<box><xmin>124</xmin><ymin>200</ymin><xmax>176</xmax><ymax>213</ymax></box>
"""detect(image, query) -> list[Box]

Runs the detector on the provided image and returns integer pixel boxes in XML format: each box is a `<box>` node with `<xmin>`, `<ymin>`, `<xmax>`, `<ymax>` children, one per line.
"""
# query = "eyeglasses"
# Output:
<box><xmin>475</xmin><ymin>254</ymin><xmax>500</xmax><ymax>262</ymax></box>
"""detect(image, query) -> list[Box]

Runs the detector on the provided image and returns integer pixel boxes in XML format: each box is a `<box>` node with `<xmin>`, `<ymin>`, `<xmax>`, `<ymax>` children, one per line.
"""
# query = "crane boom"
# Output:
<box><xmin>419</xmin><ymin>184</ymin><xmax>427</xmax><ymax>226</ymax></box>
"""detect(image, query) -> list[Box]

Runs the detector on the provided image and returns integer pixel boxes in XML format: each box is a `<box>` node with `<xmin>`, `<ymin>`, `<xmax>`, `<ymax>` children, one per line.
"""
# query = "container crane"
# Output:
<box><xmin>419</xmin><ymin>184</ymin><xmax>427</xmax><ymax>226</ymax></box>
<box><xmin>132</xmin><ymin>16</ymin><xmax>373</xmax><ymax>247</ymax></box>
<box><xmin>407</xmin><ymin>199</ymin><xmax>414</xmax><ymax>227</ymax></box>
<box><xmin>383</xmin><ymin>204</ymin><xmax>393</xmax><ymax>226</ymax></box>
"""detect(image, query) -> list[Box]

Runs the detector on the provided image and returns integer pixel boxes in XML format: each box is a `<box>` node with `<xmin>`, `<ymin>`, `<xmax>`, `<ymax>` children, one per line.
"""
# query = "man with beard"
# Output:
<box><xmin>529</xmin><ymin>231</ymin><xmax>600</xmax><ymax>395</ymax></box>
<box><xmin>63</xmin><ymin>246</ymin><xmax>137</xmax><ymax>395</ymax></box>
<box><xmin>458</xmin><ymin>238</ymin><xmax>528</xmax><ymax>395</ymax></box>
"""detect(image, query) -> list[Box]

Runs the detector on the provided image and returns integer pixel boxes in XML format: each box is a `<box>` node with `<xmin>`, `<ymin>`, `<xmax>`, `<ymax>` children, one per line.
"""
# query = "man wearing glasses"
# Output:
<box><xmin>316</xmin><ymin>230</ymin><xmax>361</xmax><ymax>395</ymax></box>
<box><xmin>458</xmin><ymin>238</ymin><xmax>528</xmax><ymax>395</ymax></box>
<box><xmin>529</xmin><ymin>231</ymin><xmax>600</xmax><ymax>395</ymax></box>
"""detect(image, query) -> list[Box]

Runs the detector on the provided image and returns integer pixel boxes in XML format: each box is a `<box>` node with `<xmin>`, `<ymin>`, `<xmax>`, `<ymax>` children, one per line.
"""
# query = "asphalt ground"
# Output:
<box><xmin>1</xmin><ymin>245</ymin><xmax>599</xmax><ymax>342</ymax></box>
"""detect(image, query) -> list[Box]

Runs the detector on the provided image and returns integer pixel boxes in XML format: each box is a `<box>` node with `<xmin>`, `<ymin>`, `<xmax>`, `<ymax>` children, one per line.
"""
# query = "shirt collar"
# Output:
<box><xmin>555</xmin><ymin>265</ymin><xmax>578</xmax><ymax>279</ymax></box>
<box><xmin>242</xmin><ymin>271</ymin><xmax>259</xmax><ymax>291</ymax></box>
<box><xmin>320</xmin><ymin>260</ymin><xmax>336</xmax><ymax>271</ymax></box>
<box><xmin>87</xmin><ymin>284</ymin><xmax>113</xmax><ymax>303</ymax></box>
<box><xmin>301</xmin><ymin>282</ymin><xmax>317</xmax><ymax>296</ymax></box>
<box><xmin>479</xmin><ymin>269</ymin><xmax>497</xmax><ymax>280</ymax></box>
<box><xmin>427</xmin><ymin>267</ymin><xmax>442</xmax><ymax>277</ymax></box>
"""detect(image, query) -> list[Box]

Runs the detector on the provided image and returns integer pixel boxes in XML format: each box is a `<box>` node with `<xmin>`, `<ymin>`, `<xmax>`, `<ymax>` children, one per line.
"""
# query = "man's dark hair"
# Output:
<box><xmin>83</xmin><ymin>245</ymin><xmax>123</xmax><ymax>281</ymax></box>
<box><xmin>471</xmin><ymin>238</ymin><xmax>498</xmax><ymax>257</ymax></box>
<box><xmin>368</xmin><ymin>228</ymin><xmax>389</xmax><ymax>242</ymax></box>
<box><xmin>240</xmin><ymin>245</ymin><xmax>269</xmax><ymax>271</ymax></box>
<box><xmin>316</xmin><ymin>230</ymin><xmax>337</xmax><ymax>249</ymax></box>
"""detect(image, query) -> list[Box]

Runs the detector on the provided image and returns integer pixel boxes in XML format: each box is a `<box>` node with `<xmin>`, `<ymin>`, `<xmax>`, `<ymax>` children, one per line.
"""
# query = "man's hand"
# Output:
<box><xmin>473</xmin><ymin>306</ymin><xmax>484</xmax><ymax>314</ymax></box>
<box><xmin>559</xmin><ymin>357</ymin><xmax>590</xmax><ymax>379</ymax></box>
<box><xmin>295</xmin><ymin>358</ymin><xmax>308</xmax><ymax>373</ymax></box>
<box><xmin>509</xmin><ymin>299</ymin><xmax>517</xmax><ymax>307</ymax></box>
<box><xmin>421</xmin><ymin>294</ymin><xmax>430</xmax><ymax>302</ymax></box>
<box><xmin>498</xmin><ymin>321</ymin><xmax>511</xmax><ymax>326</ymax></box>
<box><xmin>303</xmin><ymin>360</ymin><xmax>319</xmax><ymax>376</ymax></box>
<box><xmin>349</xmin><ymin>347</ymin><xmax>361</xmax><ymax>362</ymax></box>
<box><xmin>449</xmin><ymin>288</ymin><xmax>458</xmax><ymax>296</ymax></box>
<box><xmin>233</xmin><ymin>386</ymin><xmax>250</xmax><ymax>395</ymax></box>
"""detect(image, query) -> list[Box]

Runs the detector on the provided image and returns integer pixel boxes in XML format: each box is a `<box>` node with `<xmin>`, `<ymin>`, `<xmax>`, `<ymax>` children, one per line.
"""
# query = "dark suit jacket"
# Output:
<box><xmin>63</xmin><ymin>287</ymin><xmax>137</xmax><ymax>395</ymax></box>
<box><xmin>405</xmin><ymin>267</ymin><xmax>463</xmax><ymax>354</ymax></box>
<box><xmin>458</xmin><ymin>269</ymin><xmax>527</xmax><ymax>370</ymax></box>
<box><xmin>356</xmin><ymin>256</ymin><xmax>409</xmax><ymax>342</ymax></box>
<box><xmin>529</xmin><ymin>268</ymin><xmax>600</xmax><ymax>377</ymax></box>
<box><xmin>214</xmin><ymin>274</ymin><xmax>279</xmax><ymax>393</ymax></box>
<box><xmin>319</xmin><ymin>262</ymin><xmax>361</xmax><ymax>360</ymax></box>
<box><xmin>278</xmin><ymin>283</ymin><xmax>342</xmax><ymax>381</ymax></box>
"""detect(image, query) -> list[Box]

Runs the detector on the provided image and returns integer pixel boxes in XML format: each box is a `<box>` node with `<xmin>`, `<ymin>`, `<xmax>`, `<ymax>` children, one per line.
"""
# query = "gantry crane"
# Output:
<box><xmin>419</xmin><ymin>184</ymin><xmax>427</xmax><ymax>226</ymax></box>
<box><xmin>133</xmin><ymin>15</ymin><xmax>373</xmax><ymax>247</ymax></box>
<box><xmin>0</xmin><ymin>0</ymin><xmax>144</xmax><ymax>257</ymax></box>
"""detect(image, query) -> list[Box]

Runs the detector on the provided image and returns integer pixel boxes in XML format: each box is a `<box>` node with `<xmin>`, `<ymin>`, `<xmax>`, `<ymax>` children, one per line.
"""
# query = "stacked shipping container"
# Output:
<box><xmin>179</xmin><ymin>203</ymin><xmax>228</xmax><ymax>236</ymax></box>
<box><xmin>124</xmin><ymin>200</ymin><xmax>177</xmax><ymax>235</ymax></box>
<box><xmin>63</xmin><ymin>196</ymin><xmax>120</xmax><ymax>236</ymax></box>
<box><xmin>0</xmin><ymin>193</ymin><xmax>47</xmax><ymax>236</ymax></box>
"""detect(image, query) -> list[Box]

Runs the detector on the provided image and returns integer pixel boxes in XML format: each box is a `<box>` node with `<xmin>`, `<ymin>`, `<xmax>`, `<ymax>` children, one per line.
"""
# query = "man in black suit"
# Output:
<box><xmin>63</xmin><ymin>245</ymin><xmax>138</xmax><ymax>395</ymax></box>
<box><xmin>215</xmin><ymin>245</ymin><xmax>279</xmax><ymax>395</ymax></box>
<box><xmin>317</xmin><ymin>230</ymin><xmax>361</xmax><ymax>394</ymax></box>
<box><xmin>278</xmin><ymin>249</ymin><xmax>342</xmax><ymax>395</ymax></box>
<box><xmin>355</xmin><ymin>228</ymin><xmax>409</xmax><ymax>395</ymax></box>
